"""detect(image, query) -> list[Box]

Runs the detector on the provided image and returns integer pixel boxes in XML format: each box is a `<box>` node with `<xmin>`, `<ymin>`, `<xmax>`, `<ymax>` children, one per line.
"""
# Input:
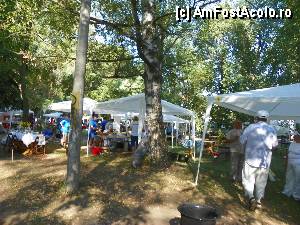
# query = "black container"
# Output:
<box><xmin>178</xmin><ymin>203</ymin><xmax>218</xmax><ymax>225</ymax></box>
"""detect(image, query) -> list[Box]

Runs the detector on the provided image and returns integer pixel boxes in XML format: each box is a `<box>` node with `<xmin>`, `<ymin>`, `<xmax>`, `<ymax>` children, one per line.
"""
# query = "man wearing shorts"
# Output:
<box><xmin>60</xmin><ymin>115</ymin><xmax>70</xmax><ymax>149</ymax></box>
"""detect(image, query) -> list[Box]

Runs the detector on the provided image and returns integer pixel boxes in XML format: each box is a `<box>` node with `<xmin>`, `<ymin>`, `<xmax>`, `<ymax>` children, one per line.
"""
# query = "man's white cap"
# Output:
<box><xmin>256</xmin><ymin>110</ymin><xmax>269</xmax><ymax>118</ymax></box>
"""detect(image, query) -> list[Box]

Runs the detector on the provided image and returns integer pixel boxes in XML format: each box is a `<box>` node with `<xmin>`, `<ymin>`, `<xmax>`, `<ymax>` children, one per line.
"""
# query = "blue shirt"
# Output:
<box><xmin>240</xmin><ymin>121</ymin><xmax>278</xmax><ymax>169</ymax></box>
<box><xmin>89</xmin><ymin>119</ymin><xmax>97</xmax><ymax>134</ymax></box>
<box><xmin>100</xmin><ymin>120</ymin><xmax>108</xmax><ymax>131</ymax></box>
<box><xmin>60</xmin><ymin>119</ymin><xmax>70</xmax><ymax>133</ymax></box>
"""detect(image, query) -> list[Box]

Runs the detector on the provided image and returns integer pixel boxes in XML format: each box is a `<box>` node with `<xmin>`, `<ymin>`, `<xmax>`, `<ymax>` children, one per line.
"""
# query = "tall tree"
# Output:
<box><xmin>89</xmin><ymin>0</ymin><xmax>219</xmax><ymax>165</ymax></box>
<box><xmin>66</xmin><ymin>0</ymin><xmax>91</xmax><ymax>194</ymax></box>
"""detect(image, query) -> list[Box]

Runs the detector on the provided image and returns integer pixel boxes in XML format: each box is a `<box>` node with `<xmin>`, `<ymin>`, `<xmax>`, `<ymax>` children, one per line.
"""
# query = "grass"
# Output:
<box><xmin>0</xmin><ymin>142</ymin><xmax>299</xmax><ymax>225</ymax></box>
<box><xmin>189</xmin><ymin>146</ymin><xmax>300</xmax><ymax>224</ymax></box>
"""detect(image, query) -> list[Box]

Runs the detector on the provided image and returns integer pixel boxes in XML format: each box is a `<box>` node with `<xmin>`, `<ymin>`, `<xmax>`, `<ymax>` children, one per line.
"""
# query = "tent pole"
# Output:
<box><xmin>192</xmin><ymin>115</ymin><xmax>196</xmax><ymax>159</ymax></box>
<box><xmin>87</xmin><ymin>122</ymin><xmax>90</xmax><ymax>156</ymax></box>
<box><xmin>171</xmin><ymin>122</ymin><xmax>174</xmax><ymax>148</ymax></box>
<box><xmin>87</xmin><ymin>110</ymin><xmax>93</xmax><ymax>157</ymax></box>
<box><xmin>176</xmin><ymin>121</ymin><xmax>178</xmax><ymax>146</ymax></box>
<box><xmin>194</xmin><ymin>100</ymin><xmax>213</xmax><ymax>186</ymax></box>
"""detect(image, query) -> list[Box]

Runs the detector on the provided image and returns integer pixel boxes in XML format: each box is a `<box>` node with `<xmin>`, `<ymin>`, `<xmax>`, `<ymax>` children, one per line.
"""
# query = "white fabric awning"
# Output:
<box><xmin>208</xmin><ymin>83</ymin><xmax>300</xmax><ymax>120</ymax></box>
<box><xmin>48</xmin><ymin>97</ymin><xmax>97</xmax><ymax>114</ymax></box>
<box><xmin>195</xmin><ymin>83</ymin><xmax>300</xmax><ymax>185</ymax></box>
<box><xmin>43</xmin><ymin>112</ymin><xmax>62</xmax><ymax>118</ymax></box>
<box><xmin>163</xmin><ymin>114</ymin><xmax>189</xmax><ymax>124</ymax></box>
<box><xmin>94</xmin><ymin>93</ymin><xmax>195</xmax><ymax>117</ymax></box>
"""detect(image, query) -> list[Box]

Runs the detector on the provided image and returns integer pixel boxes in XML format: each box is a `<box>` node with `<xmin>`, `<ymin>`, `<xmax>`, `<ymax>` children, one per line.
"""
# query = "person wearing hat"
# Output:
<box><xmin>282</xmin><ymin>131</ymin><xmax>300</xmax><ymax>201</ymax></box>
<box><xmin>240</xmin><ymin>110</ymin><xmax>278</xmax><ymax>210</ymax></box>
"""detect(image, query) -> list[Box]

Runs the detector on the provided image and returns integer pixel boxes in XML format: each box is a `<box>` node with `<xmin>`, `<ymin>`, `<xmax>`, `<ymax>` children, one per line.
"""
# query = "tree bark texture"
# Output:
<box><xmin>20</xmin><ymin>61</ymin><xmax>30</xmax><ymax>122</ymax></box>
<box><xmin>66</xmin><ymin>0</ymin><xmax>91</xmax><ymax>194</ymax></box>
<box><xmin>140</xmin><ymin>0</ymin><xmax>167</xmax><ymax>165</ymax></box>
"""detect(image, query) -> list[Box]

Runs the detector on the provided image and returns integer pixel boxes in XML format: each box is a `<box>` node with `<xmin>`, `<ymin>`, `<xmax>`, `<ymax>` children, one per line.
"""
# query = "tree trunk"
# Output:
<box><xmin>20</xmin><ymin>61</ymin><xmax>30</xmax><ymax>122</ymax></box>
<box><xmin>141</xmin><ymin>0</ymin><xmax>167</xmax><ymax>165</ymax></box>
<box><xmin>66</xmin><ymin>0</ymin><xmax>91</xmax><ymax>194</ymax></box>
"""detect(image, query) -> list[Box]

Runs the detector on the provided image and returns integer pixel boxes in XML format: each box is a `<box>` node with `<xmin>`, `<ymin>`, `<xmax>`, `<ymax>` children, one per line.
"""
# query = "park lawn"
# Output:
<box><xmin>0</xmin><ymin>143</ymin><xmax>299</xmax><ymax>225</ymax></box>
<box><xmin>189</xmin><ymin>146</ymin><xmax>300</xmax><ymax>225</ymax></box>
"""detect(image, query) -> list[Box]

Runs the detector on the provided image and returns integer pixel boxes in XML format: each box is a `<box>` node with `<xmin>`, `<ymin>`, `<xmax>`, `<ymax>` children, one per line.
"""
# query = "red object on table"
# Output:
<box><xmin>91</xmin><ymin>146</ymin><xmax>103</xmax><ymax>156</ymax></box>
<box><xmin>3</xmin><ymin>123</ymin><xmax>10</xmax><ymax>129</ymax></box>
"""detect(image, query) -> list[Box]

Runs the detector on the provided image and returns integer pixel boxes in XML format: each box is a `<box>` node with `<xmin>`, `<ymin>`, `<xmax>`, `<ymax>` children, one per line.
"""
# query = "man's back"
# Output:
<box><xmin>240</xmin><ymin>121</ymin><xmax>278</xmax><ymax>168</ymax></box>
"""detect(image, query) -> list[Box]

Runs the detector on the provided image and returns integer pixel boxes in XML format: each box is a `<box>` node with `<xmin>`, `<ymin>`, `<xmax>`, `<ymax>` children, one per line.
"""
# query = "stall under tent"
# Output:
<box><xmin>94</xmin><ymin>94</ymin><xmax>196</xmax><ymax>156</ymax></box>
<box><xmin>195</xmin><ymin>83</ymin><xmax>300</xmax><ymax>185</ymax></box>
<box><xmin>48</xmin><ymin>97</ymin><xmax>97</xmax><ymax>155</ymax></box>
<box><xmin>163</xmin><ymin>114</ymin><xmax>190</xmax><ymax>148</ymax></box>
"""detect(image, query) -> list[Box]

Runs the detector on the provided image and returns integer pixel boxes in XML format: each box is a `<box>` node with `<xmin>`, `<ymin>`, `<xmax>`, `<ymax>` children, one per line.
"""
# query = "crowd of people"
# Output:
<box><xmin>41</xmin><ymin>110</ymin><xmax>300</xmax><ymax>210</ymax></box>
<box><xmin>225</xmin><ymin>110</ymin><xmax>300</xmax><ymax>211</ymax></box>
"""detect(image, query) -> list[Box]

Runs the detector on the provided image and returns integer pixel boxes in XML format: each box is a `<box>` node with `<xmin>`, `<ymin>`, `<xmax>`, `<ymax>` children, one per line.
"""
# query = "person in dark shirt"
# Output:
<box><xmin>100</xmin><ymin>118</ymin><xmax>108</xmax><ymax>132</ymax></box>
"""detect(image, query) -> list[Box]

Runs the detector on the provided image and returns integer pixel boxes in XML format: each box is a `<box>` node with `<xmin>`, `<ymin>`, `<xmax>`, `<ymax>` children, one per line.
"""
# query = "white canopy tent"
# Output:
<box><xmin>163</xmin><ymin>114</ymin><xmax>190</xmax><ymax>148</ymax></box>
<box><xmin>195</xmin><ymin>83</ymin><xmax>300</xmax><ymax>185</ymax></box>
<box><xmin>48</xmin><ymin>97</ymin><xmax>97</xmax><ymax>114</ymax></box>
<box><xmin>94</xmin><ymin>93</ymin><xmax>196</xmax><ymax>155</ymax></box>
<box><xmin>94</xmin><ymin>94</ymin><xmax>195</xmax><ymax>116</ymax></box>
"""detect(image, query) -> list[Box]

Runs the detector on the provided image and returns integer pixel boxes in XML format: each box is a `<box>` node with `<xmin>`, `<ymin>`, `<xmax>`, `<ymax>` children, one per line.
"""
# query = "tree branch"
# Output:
<box><xmin>34</xmin><ymin>55</ymin><xmax>139</xmax><ymax>62</ymax></box>
<box><xmin>89</xmin><ymin>16</ymin><xmax>132</xmax><ymax>28</ymax></box>
<box><xmin>101</xmin><ymin>74</ymin><xmax>141</xmax><ymax>79</ymax></box>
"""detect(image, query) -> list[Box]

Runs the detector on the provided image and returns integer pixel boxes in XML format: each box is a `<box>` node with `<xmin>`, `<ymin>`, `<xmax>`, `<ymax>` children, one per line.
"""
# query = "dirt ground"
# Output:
<box><xmin>0</xmin><ymin>143</ymin><xmax>299</xmax><ymax>225</ymax></box>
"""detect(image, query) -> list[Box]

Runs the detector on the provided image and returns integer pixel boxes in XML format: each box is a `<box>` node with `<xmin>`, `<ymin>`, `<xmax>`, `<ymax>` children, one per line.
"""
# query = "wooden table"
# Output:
<box><xmin>107</xmin><ymin>134</ymin><xmax>129</xmax><ymax>152</ymax></box>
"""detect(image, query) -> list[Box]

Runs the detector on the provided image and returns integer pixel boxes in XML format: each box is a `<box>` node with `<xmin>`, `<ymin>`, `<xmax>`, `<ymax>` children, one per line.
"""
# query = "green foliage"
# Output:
<box><xmin>1</xmin><ymin>0</ymin><xmax>300</xmax><ymax>133</ymax></box>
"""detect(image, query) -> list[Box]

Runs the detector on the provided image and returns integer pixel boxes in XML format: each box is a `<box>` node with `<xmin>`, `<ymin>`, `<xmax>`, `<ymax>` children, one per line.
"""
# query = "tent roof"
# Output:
<box><xmin>163</xmin><ymin>114</ymin><xmax>189</xmax><ymax>123</ymax></box>
<box><xmin>0</xmin><ymin>110</ymin><xmax>34</xmax><ymax>115</ymax></box>
<box><xmin>43</xmin><ymin>112</ymin><xmax>63</xmax><ymax>118</ymax></box>
<box><xmin>48</xmin><ymin>98</ymin><xmax>97</xmax><ymax>113</ymax></box>
<box><xmin>208</xmin><ymin>83</ymin><xmax>300</xmax><ymax>120</ymax></box>
<box><xmin>94</xmin><ymin>93</ymin><xmax>194</xmax><ymax>116</ymax></box>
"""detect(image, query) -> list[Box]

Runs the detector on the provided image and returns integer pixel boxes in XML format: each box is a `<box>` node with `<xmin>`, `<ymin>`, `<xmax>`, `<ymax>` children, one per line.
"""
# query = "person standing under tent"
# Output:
<box><xmin>100</xmin><ymin>117</ymin><xmax>108</xmax><ymax>132</ymax></box>
<box><xmin>240</xmin><ymin>110</ymin><xmax>278</xmax><ymax>210</ymax></box>
<box><xmin>226</xmin><ymin>120</ymin><xmax>244</xmax><ymax>182</ymax></box>
<box><xmin>88</xmin><ymin>115</ymin><xmax>98</xmax><ymax>145</ymax></box>
<box><xmin>105</xmin><ymin>118</ymin><xmax>114</xmax><ymax>131</ymax></box>
<box><xmin>60</xmin><ymin>115</ymin><xmax>70</xmax><ymax>149</ymax></box>
<box><xmin>130</xmin><ymin>116</ymin><xmax>139</xmax><ymax>151</ymax></box>
<box><xmin>282</xmin><ymin>131</ymin><xmax>300</xmax><ymax>201</ymax></box>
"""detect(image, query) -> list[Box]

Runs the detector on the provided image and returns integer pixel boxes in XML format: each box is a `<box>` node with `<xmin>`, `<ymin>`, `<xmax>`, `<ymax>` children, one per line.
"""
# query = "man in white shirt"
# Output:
<box><xmin>130</xmin><ymin>116</ymin><xmax>139</xmax><ymax>150</ymax></box>
<box><xmin>240</xmin><ymin>110</ymin><xmax>278</xmax><ymax>210</ymax></box>
<box><xmin>282</xmin><ymin>131</ymin><xmax>300</xmax><ymax>201</ymax></box>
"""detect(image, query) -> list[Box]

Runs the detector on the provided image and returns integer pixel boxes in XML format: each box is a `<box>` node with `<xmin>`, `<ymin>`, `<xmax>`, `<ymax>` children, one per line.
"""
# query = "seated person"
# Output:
<box><xmin>91</xmin><ymin>135</ymin><xmax>103</xmax><ymax>156</ymax></box>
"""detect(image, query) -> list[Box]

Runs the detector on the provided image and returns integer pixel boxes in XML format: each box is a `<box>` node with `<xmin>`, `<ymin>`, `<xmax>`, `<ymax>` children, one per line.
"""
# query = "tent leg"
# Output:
<box><xmin>192</xmin><ymin>116</ymin><xmax>196</xmax><ymax>159</ymax></box>
<box><xmin>176</xmin><ymin>122</ymin><xmax>178</xmax><ymax>146</ymax></box>
<box><xmin>87</xmin><ymin>127</ymin><xmax>90</xmax><ymax>157</ymax></box>
<box><xmin>171</xmin><ymin>123</ymin><xmax>174</xmax><ymax>148</ymax></box>
<box><xmin>194</xmin><ymin>101</ymin><xmax>213</xmax><ymax>186</ymax></box>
